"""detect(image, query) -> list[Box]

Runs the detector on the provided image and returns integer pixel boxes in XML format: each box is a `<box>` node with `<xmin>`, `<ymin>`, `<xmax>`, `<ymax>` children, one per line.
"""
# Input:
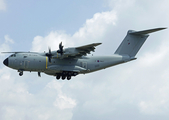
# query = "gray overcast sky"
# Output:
<box><xmin>0</xmin><ymin>0</ymin><xmax>169</xmax><ymax>120</ymax></box>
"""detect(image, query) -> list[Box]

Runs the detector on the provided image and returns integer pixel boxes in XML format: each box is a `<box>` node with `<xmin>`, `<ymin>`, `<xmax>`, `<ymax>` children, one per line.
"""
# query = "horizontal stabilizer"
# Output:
<box><xmin>129</xmin><ymin>28</ymin><xmax>167</xmax><ymax>35</ymax></box>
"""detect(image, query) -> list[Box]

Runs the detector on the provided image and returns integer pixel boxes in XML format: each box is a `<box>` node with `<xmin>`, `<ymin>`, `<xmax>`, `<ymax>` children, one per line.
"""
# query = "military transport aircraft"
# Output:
<box><xmin>2</xmin><ymin>28</ymin><xmax>166</xmax><ymax>80</ymax></box>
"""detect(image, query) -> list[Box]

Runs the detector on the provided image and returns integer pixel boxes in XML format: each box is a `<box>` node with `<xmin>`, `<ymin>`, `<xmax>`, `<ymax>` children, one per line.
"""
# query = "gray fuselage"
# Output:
<box><xmin>4</xmin><ymin>52</ymin><xmax>132</xmax><ymax>77</ymax></box>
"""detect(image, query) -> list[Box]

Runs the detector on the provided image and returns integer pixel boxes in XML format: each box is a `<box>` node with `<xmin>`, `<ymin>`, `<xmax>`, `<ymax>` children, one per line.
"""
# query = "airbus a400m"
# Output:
<box><xmin>3</xmin><ymin>28</ymin><xmax>166</xmax><ymax>80</ymax></box>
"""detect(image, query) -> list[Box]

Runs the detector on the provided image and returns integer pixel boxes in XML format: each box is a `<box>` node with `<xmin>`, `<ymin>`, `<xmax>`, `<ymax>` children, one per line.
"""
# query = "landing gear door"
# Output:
<box><xmin>24</xmin><ymin>61</ymin><xmax>29</xmax><ymax>69</ymax></box>
<box><xmin>82</xmin><ymin>62</ymin><xmax>87</xmax><ymax>69</ymax></box>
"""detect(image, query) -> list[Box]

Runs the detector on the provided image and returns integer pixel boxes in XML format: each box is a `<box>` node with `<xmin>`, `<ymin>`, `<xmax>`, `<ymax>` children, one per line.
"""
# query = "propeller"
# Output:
<box><xmin>45</xmin><ymin>47</ymin><xmax>53</xmax><ymax>63</ymax></box>
<box><xmin>57</xmin><ymin>42</ymin><xmax>64</xmax><ymax>55</ymax></box>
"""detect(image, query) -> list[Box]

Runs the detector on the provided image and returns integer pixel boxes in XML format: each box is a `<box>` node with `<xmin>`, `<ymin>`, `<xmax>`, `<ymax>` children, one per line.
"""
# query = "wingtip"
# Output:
<box><xmin>154</xmin><ymin>27</ymin><xmax>167</xmax><ymax>32</ymax></box>
<box><xmin>149</xmin><ymin>27</ymin><xmax>167</xmax><ymax>31</ymax></box>
<box><xmin>158</xmin><ymin>27</ymin><xmax>167</xmax><ymax>30</ymax></box>
<box><xmin>92</xmin><ymin>43</ymin><xmax>102</xmax><ymax>46</ymax></box>
<box><xmin>95</xmin><ymin>43</ymin><xmax>102</xmax><ymax>46</ymax></box>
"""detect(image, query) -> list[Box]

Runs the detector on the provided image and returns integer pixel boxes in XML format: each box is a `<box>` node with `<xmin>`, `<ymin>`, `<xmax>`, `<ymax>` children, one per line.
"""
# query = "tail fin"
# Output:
<box><xmin>114</xmin><ymin>28</ymin><xmax>166</xmax><ymax>57</ymax></box>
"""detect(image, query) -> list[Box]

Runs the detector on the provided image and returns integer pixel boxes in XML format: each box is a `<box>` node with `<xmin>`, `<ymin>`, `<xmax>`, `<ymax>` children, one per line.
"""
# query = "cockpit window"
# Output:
<box><xmin>10</xmin><ymin>54</ymin><xmax>16</xmax><ymax>57</ymax></box>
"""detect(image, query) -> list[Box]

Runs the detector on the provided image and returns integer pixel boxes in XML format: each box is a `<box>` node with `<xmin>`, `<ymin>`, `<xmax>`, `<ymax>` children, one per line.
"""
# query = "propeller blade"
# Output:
<box><xmin>57</xmin><ymin>42</ymin><xmax>64</xmax><ymax>56</ymax></box>
<box><xmin>59</xmin><ymin>42</ymin><xmax>63</xmax><ymax>50</ymax></box>
<box><xmin>45</xmin><ymin>47</ymin><xmax>53</xmax><ymax>63</ymax></box>
<box><xmin>49</xmin><ymin>47</ymin><xmax>51</xmax><ymax>54</ymax></box>
<box><xmin>49</xmin><ymin>56</ymin><xmax>51</xmax><ymax>63</ymax></box>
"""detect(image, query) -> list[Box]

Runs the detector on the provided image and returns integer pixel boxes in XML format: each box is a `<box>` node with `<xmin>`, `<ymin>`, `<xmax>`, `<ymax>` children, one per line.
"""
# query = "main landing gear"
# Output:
<box><xmin>56</xmin><ymin>71</ymin><xmax>78</xmax><ymax>80</ymax></box>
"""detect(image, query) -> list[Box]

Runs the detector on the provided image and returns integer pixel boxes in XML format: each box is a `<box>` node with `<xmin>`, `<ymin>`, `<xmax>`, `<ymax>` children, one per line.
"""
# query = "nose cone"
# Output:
<box><xmin>3</xmin><ymin>58</ymin><xmax>8</xmax><ymax>66</ymax></box>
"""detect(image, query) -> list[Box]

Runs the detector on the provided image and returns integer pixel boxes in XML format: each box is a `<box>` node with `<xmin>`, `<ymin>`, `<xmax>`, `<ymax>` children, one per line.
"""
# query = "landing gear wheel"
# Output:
<box><xmin>62</xmin><ymin>71</ymin><xmax>67</xmax><ymax>76</ymax></box>
<box><xmin>62</xmin><ymin>76</ymin><xmax>66</xmax><ymax>80</ymax></box>
<box><xmin>67</xmin><ymin>76</ymin><xmax>71</xmax><ymax>80</ymax></box>
<box><xmin>68</xmin><ymin>72</ymin><xmax>72</xmax><ymax>76</ymax></box>
<box><xmin>19</xmin><ymin>72</ymin><xmax>23</xmax><ymax>76</ymax></box>
<box><xmin>56</xmin><ymin>76</ymin><xmax>60</xmax><ymax>80</ymax></box>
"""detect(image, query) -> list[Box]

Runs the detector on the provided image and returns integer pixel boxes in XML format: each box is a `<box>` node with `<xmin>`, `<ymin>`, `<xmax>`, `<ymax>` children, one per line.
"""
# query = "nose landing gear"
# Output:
<box><xmin>19</xmin><ymin>71</ymin><xmax>23</xmax><ymax>76</ymax></box>
<box><xmin>18</xmin><ymin>70</ymin><xmax>24</xmax><ymax>76</ymax></box>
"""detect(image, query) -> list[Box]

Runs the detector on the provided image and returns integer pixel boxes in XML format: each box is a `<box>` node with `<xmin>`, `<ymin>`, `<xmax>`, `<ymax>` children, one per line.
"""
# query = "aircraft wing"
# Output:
<box><xmin>53</xmin><ymin>43</ymin><xmax>102</xmax><ymax>59</ymax></box>
<box><xmin>75</xmin><ymin>43</ymin><xmax>102</xmax><ymax>56</ymax></box>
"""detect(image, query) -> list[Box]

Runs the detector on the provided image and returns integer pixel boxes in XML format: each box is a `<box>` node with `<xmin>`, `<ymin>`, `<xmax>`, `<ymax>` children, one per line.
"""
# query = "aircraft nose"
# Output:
<box><xmin>3</xmin><ymin>58</ymin><xmax>8</xmax><ymax>66</ymax></box>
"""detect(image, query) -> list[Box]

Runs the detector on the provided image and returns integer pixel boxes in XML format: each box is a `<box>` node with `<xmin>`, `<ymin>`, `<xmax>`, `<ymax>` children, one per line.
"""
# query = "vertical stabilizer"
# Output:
<box><xmin>114</xmin><ymin>28</ymin><xmax>166</xmax><ymax>57</ymax></box>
